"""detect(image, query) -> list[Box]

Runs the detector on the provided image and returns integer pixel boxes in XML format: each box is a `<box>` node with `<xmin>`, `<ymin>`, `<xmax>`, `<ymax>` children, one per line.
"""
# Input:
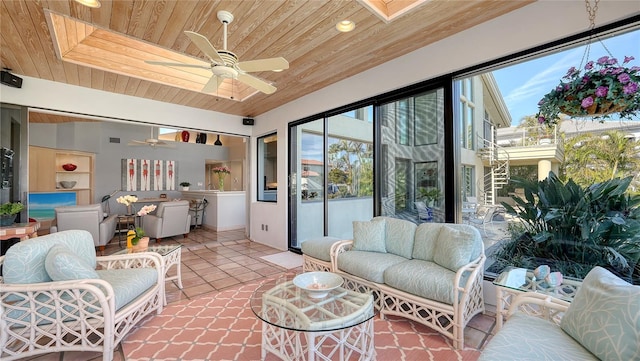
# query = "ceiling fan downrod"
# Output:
<box><xmin>217</xmin><ymin>11</ymin><xmax>234</xmax><ymax>51</ymax></box>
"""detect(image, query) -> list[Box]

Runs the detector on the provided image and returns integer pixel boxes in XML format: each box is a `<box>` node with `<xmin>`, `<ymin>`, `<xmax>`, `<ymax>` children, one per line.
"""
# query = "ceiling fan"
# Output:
<box><xmin>128</xmin><ymin>127</ymin><xmax>175</xmax><ymax>148</ymax></box>
<box><xmin>145</xmin><ymin>10</ymin><xmax>289</xmax><ymax>95</ymax></box>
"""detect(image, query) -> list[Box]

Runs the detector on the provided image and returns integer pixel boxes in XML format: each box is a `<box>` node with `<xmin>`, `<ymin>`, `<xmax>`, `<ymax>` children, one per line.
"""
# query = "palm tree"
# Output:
<box><xmin>562</xmin><ymin>130</ymin><xmax>640</xmax><ymax>187</ymax></box>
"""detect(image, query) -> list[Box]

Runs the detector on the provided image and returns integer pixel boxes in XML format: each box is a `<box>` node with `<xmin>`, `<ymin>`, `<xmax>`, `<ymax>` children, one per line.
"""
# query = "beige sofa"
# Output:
<box><xmin>303</xmin><ymin>217</ymin><xmax>485</xmax><ymax>349</ymax></box>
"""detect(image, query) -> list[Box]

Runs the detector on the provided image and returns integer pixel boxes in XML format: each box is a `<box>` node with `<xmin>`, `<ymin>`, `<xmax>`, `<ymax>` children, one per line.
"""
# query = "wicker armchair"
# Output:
<box><xmin>0</xmin><ymin>230</ymin><xmax>164</xmax><ymax>361</ymax></box>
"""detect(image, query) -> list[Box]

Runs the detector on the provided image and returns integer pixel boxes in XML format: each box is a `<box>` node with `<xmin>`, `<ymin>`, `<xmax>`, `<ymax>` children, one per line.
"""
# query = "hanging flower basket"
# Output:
<box><xmin>537</xmin><ymin>56</ymin><xmax>640</xmax><ymax>126</ymax></box>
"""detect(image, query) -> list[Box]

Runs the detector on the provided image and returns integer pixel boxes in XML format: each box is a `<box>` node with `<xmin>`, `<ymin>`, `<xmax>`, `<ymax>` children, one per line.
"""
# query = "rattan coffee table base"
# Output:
<box><xmin>261</xmin><ymin>318</ymin><xmax>374</xmax><ymax>361</ymax></box>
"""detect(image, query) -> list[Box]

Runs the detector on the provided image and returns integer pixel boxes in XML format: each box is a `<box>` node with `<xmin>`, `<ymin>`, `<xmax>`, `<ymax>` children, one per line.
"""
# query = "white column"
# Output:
<box><xmin>537</xmin><ymin>159</ymin><xmax>552</xmax><ymax>180</ymax></box>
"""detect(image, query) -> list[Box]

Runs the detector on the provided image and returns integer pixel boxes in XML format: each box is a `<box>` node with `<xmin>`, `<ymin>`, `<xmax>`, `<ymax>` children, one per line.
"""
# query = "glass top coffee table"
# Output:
<box><xmin>250</xmin><ymin>273</ymin><xmax>375</xmax><ymax>361</ymax></box>
<box><xmin>113</xmin><ymin>244</ymin><xmax>183</xmax><ymax>305</ymax></box>
<box><xmin>493</xmin><ymin>267</ymin><xmax>583</xmax><ymax>331</ymax></box>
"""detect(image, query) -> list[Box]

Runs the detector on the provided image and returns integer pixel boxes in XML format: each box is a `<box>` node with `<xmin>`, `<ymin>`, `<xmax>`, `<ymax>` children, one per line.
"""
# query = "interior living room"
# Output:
<box><xmin>1</xmin><ymin>1</ymin><xmax>639</xmax><ymax>360</ymax></box>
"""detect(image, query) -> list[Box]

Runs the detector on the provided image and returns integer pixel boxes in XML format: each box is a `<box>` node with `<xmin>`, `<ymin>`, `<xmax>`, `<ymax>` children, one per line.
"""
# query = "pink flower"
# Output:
<box><xmin>584</xmin><ymin>61</ymin><xmax>594</xmax><ymax>70</ymax></box>
<box><xmin>624</xmin><ymin>56</ymin><xmax>635</xmax><ymax>64</ymax></box>
<box><xmin>595</xmin><ymin>86</ymin><xmax>608</xmax><ymax>97</ymax></box>
<box><xmin>538</xmin><ymin>116</ymin><xmax>546</xmax><ymax>124</ymax></box>
<box><xmin>611</xmin><ymin>67</ymin><xmax>624</xmax><ymax>75</ymax></box>
<box><xmin>137</xmin><ymin>204</ymin><xmax>157</xmax><ymax>216</ymax></box>
<box><xmin>618</xmin><ymin>73</ymin><xmax>631</xmax><ymax>84</ymax></box>
<box><xmin>581</xmin><ymin>96</ymin><xmax>594</xmax><ymax>109</ymax></box>
<box><xmin>607</xmin><ymin>58</ymin><xmax>618</xmax><ymax>65</ymax></box>
<box><xmin>564</xmin><ymin>66</ymin><xmax>578</xmax><ymax>78</ymax></box>
<box><xmin>597</xmin><ymin>56</ymin><xmax>609</xmax><ymax>65</ymax></box>
<box><xmin>623</xmin><ymin>82</ymin><xmax>638</xmax><ymax>95</ymax></box>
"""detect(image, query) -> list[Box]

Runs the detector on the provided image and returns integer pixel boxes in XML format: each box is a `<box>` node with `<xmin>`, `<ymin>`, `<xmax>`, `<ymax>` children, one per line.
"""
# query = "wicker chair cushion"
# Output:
<box><xmin>337</xmin><ymin>250</ymin><xmax>406</xmax><ymax>283</ymax></box>
<box><xmin>561</xmin><ymin>266</ymin><xmax>640</xmax><ymax>361</ymax></box>
<box><xmin>97</xmin><ymin>268</ymin><xmax>158</xmax><ymax>310</ymax></box>
<box><xmin>301</xmin><ymin>237</ymin><xmax>342</xmax><ymax>262</ymax></box>
<box><xmin>3</xmin><ymin>230</ymin><xmax>97</xmax><ymax>284</ymax></box>
<box><xmin>479</xmin><ymin>313</ymin><xmax>598</xmax><ymax>361</ymax></box>
<box><xmin>384</xmin><ymin>259</ymin><xmax>460</xmax><ymax>305</ymax></box>
<box><xmin>45</xmin><ymin>244</ymin><xmax>99</xmax><ymax>281</ymax></box>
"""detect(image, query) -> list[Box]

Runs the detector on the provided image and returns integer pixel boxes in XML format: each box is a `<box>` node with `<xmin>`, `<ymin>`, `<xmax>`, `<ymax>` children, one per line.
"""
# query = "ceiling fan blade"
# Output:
<box><xmin>237</xmin><ymin>73</ymin><xmax>276</xmax><ymax>94</ymax></box>
<box><xmin>201</xmin><ymin>75</ymin><xmax>223</xmax><ymax>93</ymax></box>
<box><xmin>145</xmin><ymin>60</ymin><xmax>210</xmax><ymax>70</ymax></box>
<box><xmin>128</xmin><ymin>140</ymin><xmax>148</xmax><ymax>146</ymax></box>
<box><xmin>184</xmin><ymin>31</ymin><xmax>225</xmax><ymax>65</ymax></box>
<box><xmin>237</xmin><ymin>57</ymin><xmax>289</xmax><ymax>72</ymax></box>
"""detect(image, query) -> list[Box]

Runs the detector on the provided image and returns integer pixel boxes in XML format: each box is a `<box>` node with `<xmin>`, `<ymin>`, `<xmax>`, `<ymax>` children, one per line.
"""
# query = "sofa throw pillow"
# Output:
<box><xmin>352</xmin><ymin>219</ymin><xmax>387</xmax><ymax>253</ymax></box>
<box><xmin>561</xmin><ymin>266</ymin><xmax>640</xmax><ymax>361</ymax></box>
<box><xmin>433</xmin><ymin>226</ymin><xmax>476</xmax><ymax>272</ymax></box>
<box><xmin>45</xmin><ymin>244</ymin><xmax>100</xmax><ymax>281</ymax></box>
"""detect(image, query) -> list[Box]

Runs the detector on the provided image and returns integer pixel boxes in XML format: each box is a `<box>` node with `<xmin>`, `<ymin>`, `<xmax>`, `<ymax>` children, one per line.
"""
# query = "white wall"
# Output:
<box><xmin>0</xmin><ymin>76</ymin><xmax>248</xmax><ymax>136</ymax></box>
<box><xmin>250</xmin><ymin>1</ymin><xmax>639</xmax><ymax>250</ymax></box>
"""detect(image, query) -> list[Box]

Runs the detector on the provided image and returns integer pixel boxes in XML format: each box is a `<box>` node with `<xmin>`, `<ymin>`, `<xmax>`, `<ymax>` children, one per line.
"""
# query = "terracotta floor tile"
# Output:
<box><xmin>31</xmin><ymin>228</ymin><xmax>492</xmax><ymax>361</ymax></box>
<box><xmin>183</xmin><ymin>283</ymin><xmax>216</xmax><ymax>298</ymax></box>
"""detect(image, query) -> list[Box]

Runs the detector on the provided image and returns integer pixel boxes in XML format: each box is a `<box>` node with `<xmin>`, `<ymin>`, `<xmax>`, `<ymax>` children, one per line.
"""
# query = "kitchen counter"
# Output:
<box><xmin>180</xmin><ymin>191</ymin><xmax>246</xmax><ymax>231</ymax></box>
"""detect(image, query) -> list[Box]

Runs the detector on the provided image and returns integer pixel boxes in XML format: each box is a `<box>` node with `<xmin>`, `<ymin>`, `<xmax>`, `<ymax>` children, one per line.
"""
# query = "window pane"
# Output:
<box><xmin>257</xmin><ymin>133</ymin><xmax>277</xmax><ymax>202</ymax></box>
<box><xmin>380</xmin><ymin>88</ymin><xmax>445</xmax><ymax>223</ymax></box>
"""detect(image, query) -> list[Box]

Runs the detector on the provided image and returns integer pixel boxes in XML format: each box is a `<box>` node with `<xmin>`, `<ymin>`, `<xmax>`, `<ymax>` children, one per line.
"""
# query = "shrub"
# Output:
<box><xmin>496</xmin><ymin>172</ymin><xmax>640</xmax><ymax>283</ymax></box>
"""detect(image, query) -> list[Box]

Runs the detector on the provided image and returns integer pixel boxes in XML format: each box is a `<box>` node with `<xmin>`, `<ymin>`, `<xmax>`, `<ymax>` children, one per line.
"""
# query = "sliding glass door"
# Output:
<box><xmin>289</xmin><ymin>106</ymin><xmax>373</xmax><ymax>250</ymax></box>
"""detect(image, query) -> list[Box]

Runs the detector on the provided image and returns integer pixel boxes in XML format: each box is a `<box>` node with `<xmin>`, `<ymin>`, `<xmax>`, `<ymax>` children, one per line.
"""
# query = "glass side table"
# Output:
<box><xmin>250</xmin><ymin>274</ymin><xmax>375</xmax><ymax>361</ymax></box>
<box><xmin>493</xmin><ymin>267</ymin><xmax>582</xmax><ymax>331</ymax></box>
<box><xmin>113</xmin><ymin>244</ymin><xmax>183</xmax><ymax>305</ymax></box>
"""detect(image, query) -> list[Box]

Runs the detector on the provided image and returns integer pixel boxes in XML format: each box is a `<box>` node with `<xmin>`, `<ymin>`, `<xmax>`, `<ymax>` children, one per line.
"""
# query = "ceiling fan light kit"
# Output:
<box><xmin>146</xmin><ymin>10</ymin><xmax>288</xmax><ymax>97</ymax></box>
<box><xmin>74</xmin><ymin>0</ymin><xmax>101</xmax><ymax>8</ymax></box>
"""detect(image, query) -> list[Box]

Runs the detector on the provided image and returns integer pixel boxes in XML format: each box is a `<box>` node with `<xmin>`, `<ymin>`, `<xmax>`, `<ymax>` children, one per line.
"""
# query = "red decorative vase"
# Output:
<box><xmin>181</xmin><ymin>130</ymin><xmax>190</xmax><ymax>142</ymax></box>
<box><xmin>62</xmin><ymin>163</ymin><xmax>77</xmax><ymax>171</ymax></box>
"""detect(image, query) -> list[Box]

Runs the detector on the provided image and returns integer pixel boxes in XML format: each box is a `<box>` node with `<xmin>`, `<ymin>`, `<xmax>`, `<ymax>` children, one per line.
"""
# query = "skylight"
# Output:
<box><xmin>45</xmin><ymin>11</ymin><xmax>259</xmax><ymax>102</ymax></box>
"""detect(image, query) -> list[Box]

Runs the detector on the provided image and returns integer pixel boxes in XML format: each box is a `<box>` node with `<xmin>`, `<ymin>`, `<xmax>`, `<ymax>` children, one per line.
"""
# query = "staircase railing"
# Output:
<box><xmin>476</xmin><ymin>134</ymin><xmax>510</xmax><ymax>205</ymax></box>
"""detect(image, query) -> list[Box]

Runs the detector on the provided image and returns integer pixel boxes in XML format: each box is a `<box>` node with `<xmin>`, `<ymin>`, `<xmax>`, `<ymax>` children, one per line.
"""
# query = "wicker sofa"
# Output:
<box><xmin>0</xmin><ymin>230</ymin><xmax>164</xmax><ymax>361</ymax></box>
<box><xmin>303</xmin><ymin>217</ymin><xmax>485</xmax><ymax>349</ymax></box>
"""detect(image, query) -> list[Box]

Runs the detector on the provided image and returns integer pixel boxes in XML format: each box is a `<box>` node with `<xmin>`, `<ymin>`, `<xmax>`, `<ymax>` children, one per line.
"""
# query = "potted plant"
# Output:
<box><xmin>536</xmin><ymin>55</ymin><xmax>639</xmax><ymax>126</ymax></box>
<box><xmin>0</xmin><ymin>202</ymin><xmax>25</xmax><ymax>226</ymax></box>
<box><xmin>180</xmin><ymin>182</ymin><xmax>191</xmax><ymax>191</ymax></box>
<box><xmin>126</xmin><ymin>226</ymin><xmax>149</xmax><ymax>250</ymax></box>
<box><xmin>418</xmin><ymin>187</ymin><xmax>441</xmax><ymax>207</ymax></box>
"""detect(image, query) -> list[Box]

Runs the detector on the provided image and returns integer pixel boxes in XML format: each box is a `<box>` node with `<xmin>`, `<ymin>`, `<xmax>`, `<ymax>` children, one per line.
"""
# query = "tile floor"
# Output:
<box><xmin>23</xmin><ymin>227</ymin><xmax>498</xmax><ymax>360</ymax></box>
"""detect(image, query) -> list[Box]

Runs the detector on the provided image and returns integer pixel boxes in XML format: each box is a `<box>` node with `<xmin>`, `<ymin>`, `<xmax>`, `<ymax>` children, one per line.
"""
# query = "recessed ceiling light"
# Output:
<box><xmin>74</xmin><ymin>0</ymin><xmax>101</xmax><ymax>8</ymax></box>
<box><xmin>272</xmin><ymin>69</ymin><xmax>284</xmax><ymax>72</ymax></box>
<box><xmin>336</xmin><ymin>20</ymin><xmax>355</xmax><ymax>32</ymax></box>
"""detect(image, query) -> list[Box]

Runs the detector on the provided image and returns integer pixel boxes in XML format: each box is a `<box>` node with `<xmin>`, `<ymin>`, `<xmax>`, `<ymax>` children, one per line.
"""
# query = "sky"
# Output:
<box><xmin>493</xmin><ymin>28</ymin><xmax>640</xmax><ymax>126</ymax></box>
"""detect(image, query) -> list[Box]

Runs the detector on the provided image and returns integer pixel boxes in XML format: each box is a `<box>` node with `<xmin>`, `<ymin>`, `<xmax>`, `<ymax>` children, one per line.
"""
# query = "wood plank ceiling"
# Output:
<box><xmin>1</xmin><ymin>0</ymin><xmax>533</xmax><ymax>119</ymax></box>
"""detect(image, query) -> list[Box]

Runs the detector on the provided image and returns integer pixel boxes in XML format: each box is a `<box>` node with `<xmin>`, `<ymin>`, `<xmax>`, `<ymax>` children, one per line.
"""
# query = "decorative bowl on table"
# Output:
<box><xmin>62</xmin><ymin>163</ymin><xmax>77</xmax><ymax>171</ymax></box>
<box><xmin>59</xmin><ymin>181</ymin><xmax>77</xmax><ymax>189</ymax></box>
<box><xmin>293</xmin><ymin>272</ymin><xmax>343</xmax><ymax>299</ymax></box>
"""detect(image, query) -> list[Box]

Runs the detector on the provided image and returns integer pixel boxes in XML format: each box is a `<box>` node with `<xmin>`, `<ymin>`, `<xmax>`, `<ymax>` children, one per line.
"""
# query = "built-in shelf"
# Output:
<box><xmin>29</xmin><ymin>146</ymin><xmax>95</xmax><ymax>205</ymax></box>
